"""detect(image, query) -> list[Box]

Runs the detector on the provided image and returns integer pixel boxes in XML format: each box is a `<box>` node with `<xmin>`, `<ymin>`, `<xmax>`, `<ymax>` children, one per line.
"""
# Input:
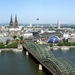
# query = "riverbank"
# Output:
<box><xmin>0</xmin><ymin>48</ymin><xmax>22</xmax><ymax>51</ymax></box>
<box><xmin>0</xmin><ymin>44</ymin><xmax>23</xmax><ymax>51</ymax></box>
<box><xmin>0</xmin><ymin>44</ymin><xmax>22</xmax><ymax>51</ymax></box>
<box><xmin>50</xmin><ymin>46</ymin><xmax>75</xmax><ymax>50</ymax></box>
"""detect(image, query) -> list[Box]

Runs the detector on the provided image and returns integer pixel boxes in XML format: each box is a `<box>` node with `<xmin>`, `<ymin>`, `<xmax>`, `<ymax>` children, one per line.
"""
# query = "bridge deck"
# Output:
<box><xmin>23</xmin><ymin>41</ymin><xmax>75</xmax><ymax>75</ymax></box>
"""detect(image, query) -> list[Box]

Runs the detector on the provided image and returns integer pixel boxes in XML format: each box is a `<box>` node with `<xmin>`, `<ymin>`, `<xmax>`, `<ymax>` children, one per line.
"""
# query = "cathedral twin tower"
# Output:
<box><xmin>10</xmin><ymin>15</ymin><xmax>18</xmax><ymax>28</ymax></box>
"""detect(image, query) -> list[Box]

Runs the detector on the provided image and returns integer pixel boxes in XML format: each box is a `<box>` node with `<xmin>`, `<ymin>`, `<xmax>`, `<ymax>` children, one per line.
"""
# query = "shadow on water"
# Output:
<box><xmin>28</xmin><ymin>52</ymin><xmax>53</xmax><ymax>75</ymax></box>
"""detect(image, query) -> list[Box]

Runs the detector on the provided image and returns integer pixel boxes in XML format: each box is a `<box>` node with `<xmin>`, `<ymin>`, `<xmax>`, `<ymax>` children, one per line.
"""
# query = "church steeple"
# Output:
<box><xmin>10</xmin><ymin>15</ymin><xmax>13</xmax><ymax>28</ymax></box>
<box><xmin>11</xmin><ymin>15</ymin><xmax>13</xmax><ymax>22</ymax></box>
<box><xmin>14</xmin><ymin>15</ymin><xmax>18</xmax><ymax>28</ymax></box>
<box><xmin>15</xmin><ymin>15</ymin><xmax>17</xmax><ymax>22</ymax></box>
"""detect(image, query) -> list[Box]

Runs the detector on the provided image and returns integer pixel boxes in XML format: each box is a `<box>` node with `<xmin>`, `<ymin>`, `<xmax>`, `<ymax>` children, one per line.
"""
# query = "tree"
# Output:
<box><xmin>6</xmin><ymin>39</ymin><xmax>10</xmax><ymax>45</ymax></box>
<box><xmin>0</xmin><ymin>43</ymin><xmax>5</xmax><ymax>49</ymax></box>
<box><xmin>58</xmin><ymin>42</ymin><xmax>64</xmax><ymax>46</ymax></box>
<box><xmin>49</xmin><ymin>43</ymin><xmax>53</xmax><ymax>47</ymax></box>
<box><xmin>13</xmin><ymin>35</ymin><xmax>17</xmax><ymax>40</ymax></box>
<box><xmin>63</xmin><ymin>38</ymin><xmax>68</xmax><ymax>43</ymax></box>
<box><xmin>67</xmin><ymin>42</ymin><xmax>72</xmax><ymax>46</ymax></box>
<box><xmin>6</xmin><ymin>42</ymin><xmax>18</xmax><ymax>48</ymax></box>
<box><xmin>19</xmin><ymin>36</ymin><xmax>23</xmax><ymax>41</ymax></box>
<box><xmin>19</xmin><ymin>36</ymin><xmax>23</xmax><ymax>44</ymax></box>
<box><xmin>72</xmin><ymin>42</ymin><xmax>75</xmax><ymax>46</ymax></box>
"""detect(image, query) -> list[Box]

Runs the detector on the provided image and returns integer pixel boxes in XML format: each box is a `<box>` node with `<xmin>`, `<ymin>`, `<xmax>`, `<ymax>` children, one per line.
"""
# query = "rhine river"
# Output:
<box><xmin>0</xmin><ymin>49</ymin><xmax>75</xmax><ymax>75</ymax></box>
<box><xmin>52</xmin><ymin>48</ymin><xmax>75</xmax><ymax>64</ymax></box>
<box><xmin>0</xmin><ymin>50</ymin><xmax>46</xmax><ymax>75</ymax></box>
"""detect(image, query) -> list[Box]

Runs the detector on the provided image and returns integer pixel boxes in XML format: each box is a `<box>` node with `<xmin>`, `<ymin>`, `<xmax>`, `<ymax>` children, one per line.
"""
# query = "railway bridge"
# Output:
<box><xmin>22</xmin><ymin>41</ymin><xmax>75</xmax><ymax>75</ymax></box>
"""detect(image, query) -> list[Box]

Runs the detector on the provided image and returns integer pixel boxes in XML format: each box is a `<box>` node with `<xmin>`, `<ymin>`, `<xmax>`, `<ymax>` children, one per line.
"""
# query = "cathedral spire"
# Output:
<box><xmin>10</xmin><ymin>14</ymin><xmax>13</xmax><ymax>22</ymax></box>
<box><xmin>14</xmin><ymin>15</ymin><xmax>18</xmax><ymax>28</ymax></box>
<box><xmin>10</xmin><ymin>14</ymin><xmax>13</xmax><ymax>28</ymax></box>
<box><xmin>15</xmin><ymin>15</ymin><xmax>17</xmax><ymax>22</ymax></box>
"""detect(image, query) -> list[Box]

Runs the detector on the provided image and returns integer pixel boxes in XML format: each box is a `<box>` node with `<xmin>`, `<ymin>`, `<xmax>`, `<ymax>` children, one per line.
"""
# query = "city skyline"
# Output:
<box><xmin>0</xmin><ymin>0</ymin><xmax>75</xmax><ymax>24</ymax></box>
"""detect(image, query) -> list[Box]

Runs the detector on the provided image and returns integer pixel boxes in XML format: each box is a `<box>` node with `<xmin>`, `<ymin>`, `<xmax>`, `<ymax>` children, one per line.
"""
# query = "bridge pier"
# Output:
<box><xmin>23</xmin><ymin>45</ymin><xmax>53</xmax><ymax>75</ymax></box>
<box><xmin>39</xmin><ymin>64</ymin><xmax>42</xmax><ymax>70</ymax></box>
<box><xmin>26</xmin><ymin>51</ymin><xmax>29</xmax><ymax>55</ymax></box>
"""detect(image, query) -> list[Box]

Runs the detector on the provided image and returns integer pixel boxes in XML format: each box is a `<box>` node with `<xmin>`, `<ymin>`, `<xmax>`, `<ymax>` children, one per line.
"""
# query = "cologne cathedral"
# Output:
<box><xmin>9</xmin><ymin>15</ymin><xmax>21</xmax><ymax>37</ymax></box>
<box><xmin>9</xmin><ymin>15</ymin><xmax>18</xmax><ymax>28</ymax></box>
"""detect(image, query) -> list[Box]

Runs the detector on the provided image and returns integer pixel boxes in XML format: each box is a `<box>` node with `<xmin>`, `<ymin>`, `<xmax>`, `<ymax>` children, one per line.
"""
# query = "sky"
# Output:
<box><xmin>0</xmin><ymin>0</ymin><xmax>75</xmax><ymax>24</ymax></box>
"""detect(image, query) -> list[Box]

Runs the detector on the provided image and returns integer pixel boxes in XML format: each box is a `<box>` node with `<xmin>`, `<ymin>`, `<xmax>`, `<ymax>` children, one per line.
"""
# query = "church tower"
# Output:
<box><xmin>14</xmin><ymin>15</ymin><xmax>18</xmax><ymax>28</ymax></box>
<box><xmin>10</xmin><ymin>15</ymin><xmax>13</xmax><ymax>28</ymax></box>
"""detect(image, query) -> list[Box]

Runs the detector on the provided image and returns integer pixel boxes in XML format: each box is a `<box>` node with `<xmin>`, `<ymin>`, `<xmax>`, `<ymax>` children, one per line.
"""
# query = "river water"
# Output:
<box><xmin>0</xmin><ymin>48</ymin><xmax>75</xmax><ymax>75</ymax></box>
<box><xmin>51</xmin><ymin>48</ymin><xmax>75</xmax><ymax>64</ymax></box>
<box><xmin>0</xmin><ymin>50</ymin><xmax>46</xmax><ymax>75</ymax></box>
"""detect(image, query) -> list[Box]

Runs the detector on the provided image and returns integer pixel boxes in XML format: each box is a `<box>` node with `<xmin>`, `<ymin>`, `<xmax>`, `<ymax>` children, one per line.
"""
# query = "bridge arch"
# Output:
<box><xmin>23</xmin><ymin>42</ymin><xmax>75</xmax><ymax>75</ymax></box>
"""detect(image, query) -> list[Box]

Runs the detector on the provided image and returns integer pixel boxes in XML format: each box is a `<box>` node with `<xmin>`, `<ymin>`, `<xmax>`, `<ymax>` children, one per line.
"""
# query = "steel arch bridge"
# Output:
<box><xmin>23</xmin><ymin>41</ymin><xmax>75</xmax><ymax>75</ymax></box>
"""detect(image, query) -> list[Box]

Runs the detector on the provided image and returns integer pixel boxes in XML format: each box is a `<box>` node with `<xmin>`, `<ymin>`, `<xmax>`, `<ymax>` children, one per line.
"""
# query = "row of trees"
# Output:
<box><xmin>5</xmin><ymin>36</ymin><xmax>23</xmax><ymax>45</ymax></box>
<box><xmin>13</xmin><ymin>36</ymin><xmax>23</xmax><ymax>41</ymax></box>
<box><xmin>0</xmin><ymin>36</ymin><xmax>23</xmax><ymax>49</ymax></box>
<box><xmin>13</xmin><ymin>36</ymin><xmax>23</xmax><ymax>44</ymax></box>
<box><xmin>58</xmin><ymin>42</ymin><xmax>75</xmax><ymax>46</ymax></box>
<box><xmin>0</xmin><ymin>42</ymin><xmax>18</xmax><ymax>49</ymax></box>
<box><xmin>49</xmin><ymin>42</ymin><xmax>75</xmax><ymax>47</ymax></box>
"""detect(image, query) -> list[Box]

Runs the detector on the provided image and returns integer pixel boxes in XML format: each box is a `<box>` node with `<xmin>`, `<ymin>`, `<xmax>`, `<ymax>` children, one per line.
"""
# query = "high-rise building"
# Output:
<box><xmin>9</xmin><ymin>15</ymin><xmax>13</xmax><ymax>28</ymax></box>
<box><xmin>57</xmin><ymin>20</ymin><xmax>60</xmax><ymax>29</ymax></box>
<box><xmin>30</xmin><ymin>23</ymin><xmax>32</xmax><ymax>27</ymax></box>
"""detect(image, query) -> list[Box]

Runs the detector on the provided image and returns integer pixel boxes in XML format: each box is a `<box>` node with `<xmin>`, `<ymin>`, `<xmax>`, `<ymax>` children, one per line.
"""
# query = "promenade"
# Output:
<box><xmin>50</xmin><ymin>46</ymin><xmax>75</xmax><ymax>50</ymax></box>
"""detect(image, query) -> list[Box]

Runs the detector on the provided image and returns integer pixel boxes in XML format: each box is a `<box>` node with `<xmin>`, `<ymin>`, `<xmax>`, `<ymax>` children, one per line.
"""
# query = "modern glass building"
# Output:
<box><xmin>48</xmin><ymin>36</ymin><xmax>59</xmax><ymax>43</ymax></box>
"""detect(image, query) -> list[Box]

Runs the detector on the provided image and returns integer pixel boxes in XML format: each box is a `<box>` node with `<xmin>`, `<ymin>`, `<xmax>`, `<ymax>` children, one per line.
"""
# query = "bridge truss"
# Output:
<box><xmin>23</xmin><ymin>41</ymin><xmax>75</xmax><ymax>75</ymax></box>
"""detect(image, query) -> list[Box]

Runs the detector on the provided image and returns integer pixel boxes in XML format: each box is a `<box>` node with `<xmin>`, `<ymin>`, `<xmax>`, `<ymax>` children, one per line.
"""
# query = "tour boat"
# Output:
<box><xmin>61</xmin><ymin>47</ymin><xmax>69</xmax><ymax>50</ymax></box>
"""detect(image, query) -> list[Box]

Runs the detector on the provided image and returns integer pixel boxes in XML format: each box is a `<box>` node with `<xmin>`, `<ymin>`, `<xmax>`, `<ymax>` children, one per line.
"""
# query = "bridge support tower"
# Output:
<box><xmin>26</xmin><ymin>51</ymin><xmax>29</xmax><ymax>55</ymax></box>
<box><xmin>39</xmin><ymin>64</ymin><xmax>42</xmax><ymax>70</ymax></box>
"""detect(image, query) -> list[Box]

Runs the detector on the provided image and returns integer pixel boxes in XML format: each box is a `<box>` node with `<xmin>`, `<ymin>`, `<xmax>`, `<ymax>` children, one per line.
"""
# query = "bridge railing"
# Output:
<box><xmin>39</xmin><ymin>44</ymin><xmax>54</xmax><ymax>58</ymax></box>
<box><xmin>24</xmin><ymin>42</ymin><xmax>46</xmax><ymax>59</ymax></box>
<box><xmin>57</xmin><ymin>57</ymin><xmax>75</xmax><ymax>74</ymax></box>
<box><xmin>47</xmin><ymin>57</ymin><xmax>70</xmax><ymax>75</ymax></box>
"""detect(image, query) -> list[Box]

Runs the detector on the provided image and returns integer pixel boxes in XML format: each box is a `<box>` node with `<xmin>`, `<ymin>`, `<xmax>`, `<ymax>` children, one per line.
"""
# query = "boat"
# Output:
<box><xmin>61</xmin><ymin>47</ymin><xmax>69</xmax><ymax>50</ymax></box>
<box><xmin>53</xmin><ymin>47</ymin><xmax>58</xmax><ymax>50</ymax></box>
